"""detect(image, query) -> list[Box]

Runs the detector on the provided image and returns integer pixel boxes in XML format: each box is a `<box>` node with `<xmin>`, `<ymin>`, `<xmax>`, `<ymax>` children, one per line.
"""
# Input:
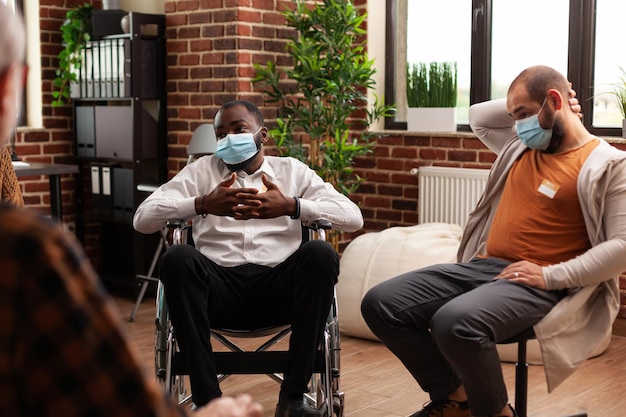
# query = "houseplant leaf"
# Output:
<box><xmin>253</xmin><ymin>0</ymin><xmax>395</xmax><ymax>197</ymax></box>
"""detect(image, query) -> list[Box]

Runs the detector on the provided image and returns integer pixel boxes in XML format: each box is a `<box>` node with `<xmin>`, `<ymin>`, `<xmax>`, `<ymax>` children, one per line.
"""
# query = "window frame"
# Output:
<box><xmin>1</xmin><ymin>0</ymin><xmax>26</xmax><ymax>127</ymax></box>
<box><xmin>15</xmin><ymin>0</ymin><xmax>26</xmax><ymax>127</ymax></box>
<box><xmin>384</xmin><ymin>0</ymin><xmax>621</xmax><ymax>136</ymax></box>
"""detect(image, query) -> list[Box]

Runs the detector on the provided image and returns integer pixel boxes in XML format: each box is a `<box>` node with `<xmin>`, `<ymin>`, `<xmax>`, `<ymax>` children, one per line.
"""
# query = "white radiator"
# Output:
<box><xmin>417</xmin><ymin>166</ymin><xmax>489</xmax><ymax>229</ymax></box>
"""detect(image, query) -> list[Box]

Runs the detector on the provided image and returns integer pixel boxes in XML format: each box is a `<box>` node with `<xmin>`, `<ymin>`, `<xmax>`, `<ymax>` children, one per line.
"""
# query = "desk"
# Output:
<box><xmin>14</xmin><ymin>162</ymin><xmax>79</xmax><ymax>220</ymax></box>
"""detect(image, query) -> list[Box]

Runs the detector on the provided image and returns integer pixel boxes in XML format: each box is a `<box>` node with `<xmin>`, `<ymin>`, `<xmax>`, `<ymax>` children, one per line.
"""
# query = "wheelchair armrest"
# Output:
<box><xmin>303</xmin><ymin>220</ymin><xmax>332</xmax><ymax>232</ymax></box>
<box><xmin>164</xmin><ymin>218</ymin><xmax>331</xmax><ymax>246</ymax></box>
<box><xmin>166</xmin><ymin>218</ymin><xmax>189</xmax><ymax>229</ymax></box>
<box><xmin>166</xmin><ymin>218</ymin><xmax>191</xmax><ymax>245</ymax></box>
<box><xmin>302</xmin><ymin>220</ymin><xmax>333</xmax><ymax>242</ymax></box>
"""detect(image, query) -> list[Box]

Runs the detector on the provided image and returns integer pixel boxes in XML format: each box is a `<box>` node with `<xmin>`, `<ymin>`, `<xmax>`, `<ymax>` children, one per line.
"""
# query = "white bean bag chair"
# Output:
<box><xmin>337</xmin><ymin>223</ymin><xmax>462</xmax><ymax>341</ymax></box>
<box><xmin>336</xmin><ymin>222</ymin><xmax>610</xmax><ymax>363</ymax></box>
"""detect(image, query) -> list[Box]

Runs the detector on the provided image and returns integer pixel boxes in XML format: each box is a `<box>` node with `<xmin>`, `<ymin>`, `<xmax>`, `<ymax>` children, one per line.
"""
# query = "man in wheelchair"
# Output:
<box><xmin>133</xmin><ymin>101</ymin><xmax>363</xmax><ymax>416</ymax></box>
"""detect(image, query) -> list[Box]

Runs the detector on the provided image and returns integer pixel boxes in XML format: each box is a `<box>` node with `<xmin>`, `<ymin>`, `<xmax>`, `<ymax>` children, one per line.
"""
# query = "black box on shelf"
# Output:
<box><xmin>112</xmin><ymin>167</ymin><xmax>134</xmax><ymax>222</ymax></box>
<box><xmin>76</xmin><ymin>106</ymin><xmax>95</xmax><ymax>157</ymax></box>
<box><xmin>92</xmin><ymin>9</ymin><xmax>127</xmax><ymax>37</ymax></box>
<box><xmin>94</xmin><ymin>105</ymin><xmax>133</xmax><ymax>161</ymax></box>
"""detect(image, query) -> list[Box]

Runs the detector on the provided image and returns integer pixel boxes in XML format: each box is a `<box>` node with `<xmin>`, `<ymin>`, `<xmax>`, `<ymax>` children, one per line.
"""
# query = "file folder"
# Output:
<box><xmin>90</xmin><ymin>164</ymin><xmax>113</xmax><ymax>219</ymax></box>
<box><xmin>90</xmin><ymin>166</ymin><xmax>100</xmax><ymax>195</ymax></box>
<box><xmin>113</xmin><ymin>167</ymin><xmax>134</xmax><ymax>221</ymax></box>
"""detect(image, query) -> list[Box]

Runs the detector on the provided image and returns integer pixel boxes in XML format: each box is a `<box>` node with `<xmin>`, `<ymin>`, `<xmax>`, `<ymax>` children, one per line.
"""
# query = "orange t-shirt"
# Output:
<box><xmin>486</xmin><ymin>140</ymin><xmax>599</xmax><ymax>266</ymax></box>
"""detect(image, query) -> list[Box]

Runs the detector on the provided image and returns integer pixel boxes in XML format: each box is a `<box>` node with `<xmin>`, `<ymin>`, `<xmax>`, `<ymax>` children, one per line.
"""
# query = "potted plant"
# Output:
<box><xmin>253</xmin><ymin>0</ymin><xmax>395</xmax><ymax>198</ymax></box>
<box><xmin>405</xmin><ymin>61</ymin><xmax>457</xmax><ymax>132</ymax></box>
<box><xmin>51</xmin><ymin>3</ymin><xmax>93</xmax><ymax>107</ymax></box>
<box><xmin>610</xmin><ymin>66</ymin><xmax>626</xmax><ymax>138</ymax></box>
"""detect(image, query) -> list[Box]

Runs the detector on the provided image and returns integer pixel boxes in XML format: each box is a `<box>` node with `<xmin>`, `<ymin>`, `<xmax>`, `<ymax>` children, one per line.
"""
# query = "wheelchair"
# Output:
<box><xmin>154</xmin><ymin>218</ymin><xmax>345</xmax><ymax>417</ymax></box>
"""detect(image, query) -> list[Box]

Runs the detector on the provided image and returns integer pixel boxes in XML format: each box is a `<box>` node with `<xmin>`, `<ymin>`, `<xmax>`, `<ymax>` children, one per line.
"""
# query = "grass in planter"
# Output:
<box><xmin>407</xmin><ymin>62</ymin><xmax>457</xmax><ymax>108</ymax></box>
<box><xmin>611</xmin><ymin>66</ymin><xmax>626</xmax><ymax>120</ymax></box>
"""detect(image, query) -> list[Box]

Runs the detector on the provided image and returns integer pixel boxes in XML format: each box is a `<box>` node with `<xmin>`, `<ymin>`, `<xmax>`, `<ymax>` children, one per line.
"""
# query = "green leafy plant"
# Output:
<box><xmin>406</xmin><ymin>61</ymin><xmax>457</xmax><ymax>108</ymax></box>
<box><xmin>611</xmin><ymin>66</ymin><xmax>626</xmax><ymax>119</ymax></box>
<box><xmin>52</xmin><ymin>3</ymin><xmax>93</xmax><ymax>107</ymax></box>
<box><xmin>253</xmin><ymin>0</ymin><xmax>395</xmax><ymax>197</ymax></box>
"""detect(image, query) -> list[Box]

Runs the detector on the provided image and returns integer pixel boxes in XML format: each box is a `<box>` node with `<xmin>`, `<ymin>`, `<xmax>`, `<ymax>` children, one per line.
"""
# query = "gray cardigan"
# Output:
<box><xmin>463</xmin><ymin>99</ymin><xmax>626</xmax><ymax>392</ymax></box>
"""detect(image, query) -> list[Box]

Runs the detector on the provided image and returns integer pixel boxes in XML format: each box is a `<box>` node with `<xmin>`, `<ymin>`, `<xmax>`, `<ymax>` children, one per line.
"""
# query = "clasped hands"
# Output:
<box><xmin>201</xmin><ymin>173</ymin><xmax>295</xmax><ymax>220</ymax></box>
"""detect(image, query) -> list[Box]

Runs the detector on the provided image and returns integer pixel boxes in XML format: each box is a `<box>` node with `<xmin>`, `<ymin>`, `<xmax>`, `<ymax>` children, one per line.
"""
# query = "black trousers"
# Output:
<box><xmin>361</xmin><ymin>257</ymin><xmax>566</xmax><ymax>416</ymax></box>
<box><xmin>159</xmin><ymin>240</ymin><xmax>338</xmax><ymax>406</ymax></box>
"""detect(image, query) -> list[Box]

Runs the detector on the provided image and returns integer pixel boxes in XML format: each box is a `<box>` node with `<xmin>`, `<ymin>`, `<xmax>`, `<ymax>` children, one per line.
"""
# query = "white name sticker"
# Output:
<box><xmin>538</xmin><ymin>179</ymin><xmax>559</xmax><ymax>199</ymax></box>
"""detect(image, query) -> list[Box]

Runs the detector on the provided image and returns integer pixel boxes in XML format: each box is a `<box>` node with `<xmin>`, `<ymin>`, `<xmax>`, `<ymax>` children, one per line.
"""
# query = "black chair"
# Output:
<box><xmin>154</xmin><ymin>219</ymin><xmax>345</xmax><ymax>417</ymax></box>
<box><xmin>503</xmin><ymin>329</ymin><xmax>588</xmax><ymax>417</ymax></box>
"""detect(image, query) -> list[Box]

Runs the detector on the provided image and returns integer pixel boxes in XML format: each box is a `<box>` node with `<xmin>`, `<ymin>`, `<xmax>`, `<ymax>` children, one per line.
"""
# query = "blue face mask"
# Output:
<box><xmin>215</xmin><ymin>128</ymin><xmax>262</xmax><ymax>165</ymax></box>
<box><xmin>515</xmin><ymin>98</ymin><xmax>556</xmax><ymax>151</ymax></box>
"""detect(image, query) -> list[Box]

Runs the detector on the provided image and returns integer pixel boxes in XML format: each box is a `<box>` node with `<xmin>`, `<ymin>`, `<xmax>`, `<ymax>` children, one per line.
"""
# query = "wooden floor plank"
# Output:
<box><xmin>115</xmin><ymin>296</ymin><xmax>626</xmax><ymax>417</ymax></box>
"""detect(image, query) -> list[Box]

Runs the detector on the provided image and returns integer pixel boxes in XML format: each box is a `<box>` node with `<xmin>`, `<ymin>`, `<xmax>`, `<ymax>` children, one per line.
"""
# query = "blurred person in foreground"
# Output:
<box><xmin>0</xmin><ymin>4</ymin><xmax>262</xmax><ymax>417</ymax></box>
<box><xmin>1</xmin><ymin>146</ymin><xmax>22</xmax><ymax>205</ymax></box>
<box><xmin>362</xmin><ymin>65</ymin><xmax>626</xmax><ymax>417</ymax></box>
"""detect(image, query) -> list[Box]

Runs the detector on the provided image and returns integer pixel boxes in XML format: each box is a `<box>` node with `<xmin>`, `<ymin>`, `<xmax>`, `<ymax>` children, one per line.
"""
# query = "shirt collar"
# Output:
<box><xmin>217</xmin><ymin>156</ymin><xmax>277</xmax><ymax>181</ymax></box>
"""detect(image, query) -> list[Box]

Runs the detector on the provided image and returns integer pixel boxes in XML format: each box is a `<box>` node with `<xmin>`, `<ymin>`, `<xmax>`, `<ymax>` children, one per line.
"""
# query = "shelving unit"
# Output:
<box><xmin>73</xmin><ymin>12</ymin><xmax>166</xmax><ymax>291</ymax></box>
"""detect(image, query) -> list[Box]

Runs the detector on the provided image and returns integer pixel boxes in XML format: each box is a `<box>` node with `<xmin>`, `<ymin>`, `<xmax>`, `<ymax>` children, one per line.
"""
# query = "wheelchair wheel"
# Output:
<box><xmin>328</xmin><ymin>295</ymin><xmax>344</xmax><ymax>417</ymax></box>
<box><xmin>305</xmin><ymin>302</ymin><xmax>344</xmax><ymax>417</ymax></box>
<box><xmin>155</xmin><ymin>282</ymin><xmax>190</xmax><ymax>405</ymax></box>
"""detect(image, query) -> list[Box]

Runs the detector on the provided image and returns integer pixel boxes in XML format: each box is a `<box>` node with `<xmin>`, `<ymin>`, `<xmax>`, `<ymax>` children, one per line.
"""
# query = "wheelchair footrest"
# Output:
<box><xmin>216</xmin><ymin>351</ymin><xmax>288</xmax><ymax>374</ymax></box>
<box><xmin>172</xmin><ymin>350</ymin><xmax>326</xmax><ymax>375</ymax></box>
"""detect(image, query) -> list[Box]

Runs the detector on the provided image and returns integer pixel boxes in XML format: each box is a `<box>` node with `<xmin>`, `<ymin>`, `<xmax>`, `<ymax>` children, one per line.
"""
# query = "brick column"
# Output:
<box><xmin>164</xmin><ymin>0</ymin><xmax>295</xmax><ymax>175</ymax></box>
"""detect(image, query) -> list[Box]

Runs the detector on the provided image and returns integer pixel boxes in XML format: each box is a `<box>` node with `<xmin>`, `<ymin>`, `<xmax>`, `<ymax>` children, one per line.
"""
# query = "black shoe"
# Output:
<box><xmin>407</xmin><ymin>399</ymin><xmax>471</xmax><ymax>417</ymax></box>
<box><xmin>504</xmin><ymin>404</ymin><xmax>519</xmax><ymax>417</ymax></box>
<box><xmin>274</xmin><ymin>398</ymin><xmax>324</xmax><ymax>417</ymax></box>
<box><xmin>490</xmin><ymin>404</ymin><xmax>518</xmax><ymax>417</ymax></box>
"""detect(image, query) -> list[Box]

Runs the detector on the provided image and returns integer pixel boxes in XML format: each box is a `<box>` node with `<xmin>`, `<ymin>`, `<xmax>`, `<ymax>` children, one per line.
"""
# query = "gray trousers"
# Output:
<box><xmin>360</xmin><ymin>257</ymin><xmax>566</xmax><ymax>416</ymax></box>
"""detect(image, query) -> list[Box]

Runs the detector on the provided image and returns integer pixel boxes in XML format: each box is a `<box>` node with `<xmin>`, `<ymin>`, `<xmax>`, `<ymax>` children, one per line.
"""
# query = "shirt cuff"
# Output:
<box><xmin>298</xmin><ymin>198</ymin><xmax>316</xmax><ymax>221</ymax></box>
<box><xmin>180</xmin><ymin>197</ymin><xmax>199</xmax><ymax>219</ymax></box>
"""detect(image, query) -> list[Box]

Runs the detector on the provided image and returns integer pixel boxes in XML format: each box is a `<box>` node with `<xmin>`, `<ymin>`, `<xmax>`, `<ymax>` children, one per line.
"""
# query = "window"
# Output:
<box><xmin>490</xmin><ymin>0</ymin><xmax>569</xmax><ymax>99</ymax></box>
<box><xmin>1</xmin><ymin>0</ymin><xmax>42</xmax><ymax>129</ymax></box>
<box><xmin>399</xmin><ymin>1</ymin><xmax>471</xmax><ymax>125</ymax></box>
<box><xmin>2</xmin><ymin>0</ymin><xmax>24</xmax><ymax>126</ymax></box>
<box><xmin>593</xmin><ymin>0</ymin><xmax>626</xmax><ymax>128</ymax></box>
<box><xmin>384</xmin><ymin>0</ymin><xmax>625</xmax><ymax>136</ymax></box>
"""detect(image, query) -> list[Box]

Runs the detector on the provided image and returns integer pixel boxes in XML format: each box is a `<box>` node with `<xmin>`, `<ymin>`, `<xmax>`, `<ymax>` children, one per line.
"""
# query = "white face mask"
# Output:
<box><xmin>215</xmin><ymin>128</ymin><xmax>262</xmax><ymax>165</ymax></box>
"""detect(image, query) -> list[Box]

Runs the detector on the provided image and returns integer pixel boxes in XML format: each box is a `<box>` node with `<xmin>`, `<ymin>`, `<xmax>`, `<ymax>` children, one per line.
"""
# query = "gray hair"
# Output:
<box><xmin>0</xmin><ymin>3</ymin><xmax>26</xmax><ymax>75</ymax></box>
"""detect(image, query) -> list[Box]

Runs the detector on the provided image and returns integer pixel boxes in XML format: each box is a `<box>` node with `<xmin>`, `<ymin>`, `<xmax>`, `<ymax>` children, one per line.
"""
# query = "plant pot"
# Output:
<box><xmin>102</xmin><ymin>0</ymin><xmax>122</xmax><ymax>10</ymax></box>
<box><xmin>406</xmin><ymin>107</ymin><xmax>457</xmax><ymax>132</ymax></box>
<box><xmin>622</xmin><ymin>119</ymin><xmax>626</xmax><ymax>139</ymax></box>
<box><xmin>121</xmin><ymin>14</ymin><xmax>130</xmax><ymax>33</ymax></box>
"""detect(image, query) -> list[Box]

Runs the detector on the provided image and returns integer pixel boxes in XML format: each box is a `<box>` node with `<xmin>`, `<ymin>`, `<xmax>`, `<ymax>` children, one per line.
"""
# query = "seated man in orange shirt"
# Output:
<box><xmin>361</xmin><ymin>65</ymin><xmax>626</xmax><ymax>417</ymax></box>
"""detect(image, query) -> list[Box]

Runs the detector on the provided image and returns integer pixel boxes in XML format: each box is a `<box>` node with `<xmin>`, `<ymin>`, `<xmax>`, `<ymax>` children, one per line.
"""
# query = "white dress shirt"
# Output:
<box><xmin>133</xmin><ymin>155</ymin><xmax>364</xmax><ymax>267</ymax></box>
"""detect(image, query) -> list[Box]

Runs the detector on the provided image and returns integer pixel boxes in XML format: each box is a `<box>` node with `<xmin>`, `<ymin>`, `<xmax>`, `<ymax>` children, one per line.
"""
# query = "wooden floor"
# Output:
<box><xmin>114</xmin><ymin>295</ymin><xmax>626</xmax><ymax>417</ymax></box>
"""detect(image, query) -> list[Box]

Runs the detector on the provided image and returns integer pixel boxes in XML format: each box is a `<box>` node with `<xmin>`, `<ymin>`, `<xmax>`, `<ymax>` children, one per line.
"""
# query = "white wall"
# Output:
<box><xmin>367</xmin><ymin>1</ymin><xmax>386</xmax><ymax>131</ymax></box>
<box><xmin>121</xmin><ymin>0</ymin><xmax>164</xmax><ymax>14</ymax></box>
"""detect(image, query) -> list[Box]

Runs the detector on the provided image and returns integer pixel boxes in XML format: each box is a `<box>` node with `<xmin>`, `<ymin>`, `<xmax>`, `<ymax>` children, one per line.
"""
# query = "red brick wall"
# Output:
<box><xmin>351</xmin><ymin>132</ymin><xmax>495</xmax><ymax>233</ymax></box>
<box><xmin>163</xmin><ymin>0</ymin><xmax>300</xmax><ymax>174</ymax></box>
